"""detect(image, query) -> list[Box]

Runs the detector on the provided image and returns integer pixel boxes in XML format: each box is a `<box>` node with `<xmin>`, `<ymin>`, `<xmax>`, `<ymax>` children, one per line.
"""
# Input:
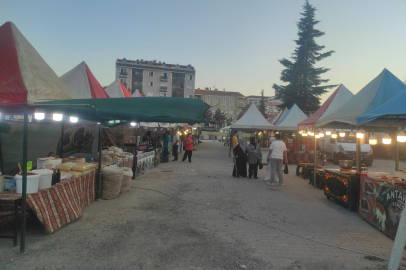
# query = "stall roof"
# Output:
<box><xmin>298</xmin><ymin>84</ymin><xmax>353</xmax><ymax>129</ymax></box>
<box><xmin>270</xmin><ymin>108</ymin><xmax>288</xmax><ymax>125</ymax></box>
<box><xmin>132</xmin><ymin>90</ymin><xmax>143</xmax><ymax>97</ymax></box>
<box><xmin>104</xmin><ymin>79</ymin><xmax>132</xmax><ymax>98</ymax></box>
<box><xmin>276</xmin><ymin>104</ymin><xmax>307</xmax><ymax>131</ymax></box>
<box><xmin>0</xmin><ymin>22</ymin><xmax>80</xmax><ymax>107</ymax></box>
<box><xmin>315</xmin><ymin>69</ymin><xmax>406</xmax><ymax>128</ymax></box>
<box><xmin>33</xmin><ymin>97</ymin><xmax>210</xmax><ymax>126</ymax></box>
<box><xmin>357</xmin><ymin>89</ymin><xmax>406</xmax><ymax>127</ymax></box>
<box><xmin>60</xmin><ymin>61</ymin><xmax>109</xmax><ymax>99</ymax></box>
<box><xmin>230</xmin><ymin>104</ymin><xmax>274</xmax><ymax>130</ymax></box>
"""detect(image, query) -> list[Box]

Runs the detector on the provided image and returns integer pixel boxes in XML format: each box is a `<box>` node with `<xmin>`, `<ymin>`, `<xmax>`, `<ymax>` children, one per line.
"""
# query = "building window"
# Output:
<box><xmin>222</xmin><ymin>97</ymin><xmax>226</xmax><ymax>102</ymax></box>
<box><xmin>189</xmin><ymin>75</ymin><xmax>193</xmax><ymax>80</ymax></box>
<box><xmin>150</xmin><ymin>82</ymin><xmax>153</xmax><ymax>87</ymax></box>
<box><xmin>160</xmin><ymin>82</ymin><xmax>167</xmax><ymax>87</ymax></box>
<box><xmin>230</xmin><ymin>97</ymin><xmax>234</xmax><ymax>102</ymax></box>
<box><xmin>120</xmin><ymin>68</ymin><xmax>126</xmax><ymax>74</ymax></box>
<box><xmin>149</xmin><ymin>71</ymin><xmax>154</xmax><ymax>76</ymax></box>
<box><xmin>214</xmin><ymin>96</ymin><xmax>218</xmax><ymax>100</ymax></box>
<box><xmin>187</xmin><ymin>85</ymin><xmax>192</xmax><ymax>90</ymax></box>
<box><xmin>161</xmin><ymin>72</ymin><xmax>167</xmax><ymax>76</ymax></box>
<box><xmin>147</xmin><ymin>92</ymin><xmax>153</xmax><ymax>97</ymax></box>
<box><xmin>205</xmin><ymin>96</ymin><xmax>210</xmax><ymax>101</ymax></box>
<box><xmin>120</xmin><ymin>78</ymin><xmax>127</xmax><ymax>83</ymax></box>
<box><xmin>160</xmin><ymin>92</ymin><xmax>167</xmax><ymax>97</ymax></box>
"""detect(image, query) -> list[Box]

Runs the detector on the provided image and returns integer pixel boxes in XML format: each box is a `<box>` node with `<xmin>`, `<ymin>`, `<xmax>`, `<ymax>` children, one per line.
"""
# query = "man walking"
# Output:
<box><xmin>182</xmin><ymin>133</ymin><xmax>193</xmax><ymax>163</ymax></box>
<box><xmin>172</xmin><ymin>130</ymin><xmax>180</xmax><ymax>161</ymax></box>
<box><xmin>266</xmin><ymin>134</ymin><xmax>287</xmax><ymax>186</ymax></box>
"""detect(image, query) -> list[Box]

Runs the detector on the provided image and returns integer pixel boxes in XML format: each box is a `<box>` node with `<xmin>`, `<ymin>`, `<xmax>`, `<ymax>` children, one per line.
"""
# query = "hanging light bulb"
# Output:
<box><xmin>369</xmin><ymin>133</ymin><xmax>377</xmax><ymax>145</ymax></box>
<box><xmin>309</xmin><ymin>131</ymin><xmax>314</xmax><ymax>136</ymax></box>
<box><xmin>299</xmin><ymin>130</ymin><xmax>303</xmax><ymax>134</ymax></box>
<box><xmin>349</xmin><ymin>129</ymin><xmax>355</xmax><ymax>137</ymax></box>
<box><xmin>315</xmin><ymin>134</ymin><xmax>320</xmax><ymax>139</ymax></box>
<box><xmin>397</xmin><ymin>131</ymin><xmax>406</xmax><ymax>143</ymax></box>
<box><xmin>130</xmin><ymin>122</ymin><xmax>136</xmax><ymax>126</ymax></box>
<box><xmin>339</xmin><ymin>130</ymin><xmax>346</xmax><ymax>137</ymax></box>
<box><xmin>356</xmin><ymin>129</ymin><xmax>365</xmax><ymax>139</ymax></box>
<box><xmin>34</xmin><ymin>109</ymin><xmax>45</xmax><ymax>120</ymax></box>
<box><xmin>302</xmin><ymin>132</ymin><xmax>308</xmax><ymax>137</ymax></box>
<box><xmin>53</xmin><ymin>113</ymin><xmax>63</xmax><ymax>121</ymax></box>
<box><xmin>331</xmin><ymin>132</ymin><xmax>338</xmax><ymax>139</ymax></box>
<box><xmin>325</xmin><ymin>129</ymin><xmax>332</xmax><ymax>136</ymax></box>
<box><xmin>307</xmin><ymin>130</ymin><xmax>312</xmax><ymax>135</ymax></box>
<box><xmin>69</xmin><ymin>116</ymin><xmax>78</xmax><ymax>123</ymax></box>
<box><xmin>382</xmin><ymin>134</ymin><xmax>392</xmax><ymax>145</ymax></box>
<box><xmin>319</xmin><ymin>130</ymin><xmax>324</xmax><ymax>137</ymax></box>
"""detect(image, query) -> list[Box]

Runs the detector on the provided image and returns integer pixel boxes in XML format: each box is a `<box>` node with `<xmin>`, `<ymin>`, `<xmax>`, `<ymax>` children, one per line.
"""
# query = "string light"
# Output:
<box><xmin>382</xmin><ymin>134</ymin><xmax>392</xmax><ymax>145</ymax></box>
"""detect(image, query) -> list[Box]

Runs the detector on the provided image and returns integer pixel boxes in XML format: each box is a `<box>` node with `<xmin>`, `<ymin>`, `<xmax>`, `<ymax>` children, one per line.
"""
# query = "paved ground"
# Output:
<box><xmin>0</xmin><ymin>141</ymin><xmax>405</xmax><ymax>269</ymax></box>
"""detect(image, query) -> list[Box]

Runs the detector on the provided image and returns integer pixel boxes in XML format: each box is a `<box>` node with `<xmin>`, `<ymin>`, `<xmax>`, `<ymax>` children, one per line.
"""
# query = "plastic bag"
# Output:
<box><xmin>284</xmin><ymin>164</ymin><xmax>289</xmax><ymax>174</ymax></box>
<box><xmin>102</xmin><ymin>166</ymin><xmax>123</xmax><ymax>200</ymax></box>
<box><xmin>120</xmin><ymin>167</ymin><xmax>133</xmax><ymax>194</ymax></box>
<box><xmin>71</xmin><ymin>162</ymin><xmax>96</xmax><ymax>172</ymax></box>
<box><xmin>58</xmin><ymin>162</ymin><xmax>75</xmax><ymax>171</ymax></box>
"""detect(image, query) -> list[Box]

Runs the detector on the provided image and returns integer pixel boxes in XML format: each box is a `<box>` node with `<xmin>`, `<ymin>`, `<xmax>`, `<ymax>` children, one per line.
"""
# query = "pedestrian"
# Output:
<box><xmin>247</xmin><ymin>136</ymin><xmax>262</xmax><ymax>179</ymax></box>
<box><xmin>266</xmin><ymin>133</ymin><xmax>288</xmax><ymax>186</ymax></box>
<box><xmin>172</xmin><ymin>130</ymin><xmax>180</xmax><ymax>161</ymax></box>
<box><xmin>238</xmin><ymin>137</ymin><xmax>247</xmax><ymax>177</ymax></box>
<box><xmin>232</xmin><ymin>131</ymin><xmax>247</xmax><ymax>178</ymax></box>
<box><xmin>264</xmin><ymin>137</ymin><xmax>277</xmax><ymax>181</ymax></box>
<box><xmin>163</xmin><ymin>130</ymin><xmax>171</xmax><ymax>163</ymax></box>
<box><xmin>182</xmin><ymin>133</ymin><xmax>193</xmax><ymax>162</ymax></box>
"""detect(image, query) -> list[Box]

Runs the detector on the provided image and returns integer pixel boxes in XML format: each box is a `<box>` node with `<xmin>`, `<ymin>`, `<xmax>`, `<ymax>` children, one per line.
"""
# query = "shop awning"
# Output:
<box><xmin>276</xmin><ymin>104</ymin><xmax>307</xmax><ymax>131</ymax></box>
<box><xmin>231</xmin><ymin>104</ymin><xmax>274</xmax><ymax>130</ymax></box>
<box><xmin>32</xmin><ymin>97</ymin><xmax>210</xmax><ymax>126</ymax></box>
<box><xmin>315</xmin><ymin>69</ymin><xmax>406</xmax><ymax>128</ymax></box>
<box><xmin>104</xmin><ymin>79</ymin><xmax>132</xmax><ymax>98</ymax></box>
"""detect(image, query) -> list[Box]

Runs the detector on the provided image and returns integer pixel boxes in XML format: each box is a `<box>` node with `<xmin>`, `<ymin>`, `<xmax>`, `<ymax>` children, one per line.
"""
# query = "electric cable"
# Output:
<box><xmin>132</xmin><ymin>186</ymin><xmax>389</xmax><ymax>262</ymax></box>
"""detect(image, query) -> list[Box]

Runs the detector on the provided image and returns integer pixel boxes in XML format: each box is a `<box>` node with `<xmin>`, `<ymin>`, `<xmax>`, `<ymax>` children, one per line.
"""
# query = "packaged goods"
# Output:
<box><xmin>63</xmin><ymin>157</ymin><xmax>85</xmax><ymax>163</ymax></box>
<box><xmin>71</xmin><ymin>162</ymin><xmax>96</xmax><ymax>172</ymax></box>
<box><xmin>58</xmin><ymin>162</ymin><xmax>75</xmax><ymax>171</ymax></box>
<box><xmin>102</xmin><ymin>166</ymin><xmax>123</xmax><ymax>200</ymax></box>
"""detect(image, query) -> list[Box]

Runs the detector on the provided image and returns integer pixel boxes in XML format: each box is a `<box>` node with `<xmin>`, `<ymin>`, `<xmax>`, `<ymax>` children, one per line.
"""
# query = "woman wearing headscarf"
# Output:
<box><xmin>232</xmin><ymin>131</ymin><xmax>247</xmax><ymax>178</ymax></box>
<box><xmin>264</xmin><ymin>137</ymin><xmax>277</xmax><ymax>181</ymax></box>
<box><xmin>247</xmin><ymin>136</ymin><xmax>262</xmax><ymax>179</ymax></box>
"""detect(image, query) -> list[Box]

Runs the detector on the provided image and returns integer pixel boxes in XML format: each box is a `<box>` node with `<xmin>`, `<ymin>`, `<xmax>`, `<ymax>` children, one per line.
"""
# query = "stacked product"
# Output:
<box><xmin>58</xmin><ymin>162</ymin><xmax>97</xmax><ymax>179</ymax></box>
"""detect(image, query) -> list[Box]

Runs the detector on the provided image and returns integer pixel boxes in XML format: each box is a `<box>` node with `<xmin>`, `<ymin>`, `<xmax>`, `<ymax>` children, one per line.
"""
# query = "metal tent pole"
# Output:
<box><xmin>356</xmin><ymin>137</ymin><xmax>361</xmax><ymax>172</ymax></box>
<box><xmin>395</xmin><ymin>131</ymin><xmax>399</xmax><ymax>172</ymax></box>
<box><xmin>97</xmin><ymin>123</ymin><xmax>102</xmax><ymax>199</ymax></box>
<box><xmin>20</xmin><ymin>105</ymin><xmax>28</xmax><ymax>253</ymax></box>
<box><xmin>59</xmin><ymin>122</ymin><xmax>65</xmax><ymax>159</ymax></box>
<box><xmin>313</xmin><ymin>133</ymin><xmax>317</xmax><ymax>187</ymax></box>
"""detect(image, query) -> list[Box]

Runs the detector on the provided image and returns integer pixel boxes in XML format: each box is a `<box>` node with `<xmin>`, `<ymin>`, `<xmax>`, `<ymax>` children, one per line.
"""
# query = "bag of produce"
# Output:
<box><xmin>71</xmin><ymin>162</ymin><xmax>96</xmax><ymax>172</ymax></box>
<box><xmin>102</xmin><ymin>166</ymin><xmax>123</xmax><ymax>200</ymax></box>
<box><xmin>58</xmin><ymin>162</ymin><xmax>75</xmax><ymax>171</ymax></box>
<box><xmin>120</xmin><ymin>167</ymin><xmax>133</xmax><ymax>194</ymax></box>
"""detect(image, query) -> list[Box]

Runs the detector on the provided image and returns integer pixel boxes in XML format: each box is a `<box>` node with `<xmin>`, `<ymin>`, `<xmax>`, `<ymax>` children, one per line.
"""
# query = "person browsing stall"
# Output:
<box><xmin>172</xmin><ymin>131</ymin><xmax>180</xmax><ymax>161</ymax></box>
<box><xmin>182</xmin><ymin>133</ymin><xmax>193</xmax><ymax>162</ymax></box>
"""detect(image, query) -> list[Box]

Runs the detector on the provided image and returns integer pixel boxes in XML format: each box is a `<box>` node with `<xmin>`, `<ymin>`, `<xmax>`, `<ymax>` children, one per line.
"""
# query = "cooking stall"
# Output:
<box><xmin>324</xmin><ymin>160</ymin><xmax>361</xmax><ymax>211</ymax></box>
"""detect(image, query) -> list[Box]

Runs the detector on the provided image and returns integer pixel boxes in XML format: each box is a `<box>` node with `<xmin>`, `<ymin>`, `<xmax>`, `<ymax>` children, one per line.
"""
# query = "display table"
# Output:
<box><xmin>0</xmin><ymin>170</ymin><xmax>95</xmax><ymax>233</ymax></box>
<box><xmin>324</xmin><ymin>169</ymin><xmax>360</xmax><ymax>211</ymax></box>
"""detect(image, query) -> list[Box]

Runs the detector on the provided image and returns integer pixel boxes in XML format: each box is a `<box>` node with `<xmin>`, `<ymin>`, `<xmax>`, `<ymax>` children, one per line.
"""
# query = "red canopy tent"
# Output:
<box><xmin>60</xmin><ymin>61</ymin><xmax>109</xmax><ymax>99</ymax></box>
<box><xmin>104</xmin><ymin>79</ymin><xmax>132</xmax><ymax>98</ymax></box>
<box><xmin>298</xmin><ymin>84</ymin><xmax>353</xmax><ymax>129</ymax></box>
<box><xmin>0</xmin><ymin>22</ymin><xmax>80</xmax><ymax>107</ymax></box>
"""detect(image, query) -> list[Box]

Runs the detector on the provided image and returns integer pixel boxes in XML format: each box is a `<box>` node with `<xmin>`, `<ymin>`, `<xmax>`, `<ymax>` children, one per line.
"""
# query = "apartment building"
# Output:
<box><xmin>195</xmin><ymin>88</ymin><xmax>245</xmax><ymax>123</ymax></box>
<box><xmin>116</xmin><ymin>58</ymin><xmax>196</xmax><ymax>98</ymax></box>
<box><xmin>245</xmin><ymin>95</ymin><xmax>282</xmax><ymax>117</ymax></box>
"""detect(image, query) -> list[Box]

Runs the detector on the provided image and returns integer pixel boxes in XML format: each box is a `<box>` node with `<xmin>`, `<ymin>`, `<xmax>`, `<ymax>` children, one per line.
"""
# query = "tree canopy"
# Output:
<box><xmin>273</xmin><ymin>0</ymin><xmax>336</xmax><ymax>114</ymax></box>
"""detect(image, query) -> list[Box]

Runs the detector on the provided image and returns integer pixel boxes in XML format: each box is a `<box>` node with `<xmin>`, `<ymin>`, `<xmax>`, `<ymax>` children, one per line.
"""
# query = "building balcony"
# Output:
<box><xmin>172</xmin><ymin>77</ymin><xmax>184</xmax><ymax>82</ymax></box>
<box><xmin>237</xmin><ymin>103</ymin><xmax>245</xmax><ymax>108</ymax></box>
<box><xmin>132</xmin><ymin>73</ymin><xmax>143</xmax><ymax>80</ymax></box>
<box><xmin>160</xmin><ymin>86</ymin><xmax>168</xmax><ymax>91</ymax></box>
<box><xmin>160</xmin><ymin>76</ymin><xmax>167</xmax><ymax>81</ymax></box>
<box><xmin>132</xmin><ymin>83</ymin><xmax>142</xmax><ymax>89</ymax></box>
<box><xmin>119</xmin><ymin>72</ymin><xmax>127</xmax><ymax>76</ymax></box>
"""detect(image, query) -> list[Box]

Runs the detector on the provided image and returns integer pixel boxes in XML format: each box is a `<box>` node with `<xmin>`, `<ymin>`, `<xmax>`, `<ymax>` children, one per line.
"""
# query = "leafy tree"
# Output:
<box><xmin>226</xmin><ymin>117</ymin><xmax>233</xmax><ymax>126</ymax></box>
<box><xmin>259</xmin><ymin>89</ymin><xmax>267</xmax><ymax>118</ymax></box>
<box><xmin>213</xmin><ymin>108</ymin><xmax>226</xmax><ymax>125</ymax></box>
<box><xmin>204</xmin><ymin>108</ymin><xmax>213</xmax><ymax>121</ymax></box>
<box><xmin>273</xmin><ymin>0</ymin><xmax>336</xmax><ymax>114</ymax></box>
<box><xmin>237</xmin><ymin>104</ymin><xmax>250</xmax><ymax>120</ymax></box>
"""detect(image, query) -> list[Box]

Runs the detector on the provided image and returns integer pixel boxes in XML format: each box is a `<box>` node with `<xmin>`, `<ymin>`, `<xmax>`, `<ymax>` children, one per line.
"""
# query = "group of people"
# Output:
<box><xmin>232</xmin><ymin>131</ymin><xmax>287</xmax><ymax>186</ymax></box>
<box><xmin>163</xmin><ymin>130</ymin><xmax>194</xmax><ymax>163</ymax></box>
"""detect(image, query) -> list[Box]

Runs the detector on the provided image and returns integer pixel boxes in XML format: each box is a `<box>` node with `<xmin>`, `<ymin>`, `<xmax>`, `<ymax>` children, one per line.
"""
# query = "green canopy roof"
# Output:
<box><xmin>32</xmin><ymin>97</ymin><xmax>209</xmax><ymax>126</ymax></box>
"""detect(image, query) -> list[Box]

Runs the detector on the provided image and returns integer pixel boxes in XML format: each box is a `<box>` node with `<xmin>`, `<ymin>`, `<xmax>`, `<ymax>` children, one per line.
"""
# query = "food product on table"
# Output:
<box><xmin>58</xmin><ymin>162</ymin><xmax>75</xmax><ymax>171</ymax></box>
<box><xmin>71</xmin><ymin>162</ymin><xmax>96</xmax><ymax>172</ymax></box>
<box><xmin>69</xmin><ymin>171</ymin><xmax>84</xmax><ymax>178</ymax></box>
<box><xmin>120</xmin><ymin>167</ymin><xmax>133</xmax><ymax>194</ymax></box>
<box><xmin>63</xmin><ymin>157</ymin><xmax>85</xmax><ymax>163</ymax></box>
<box><xmin>102</xmin><ymin>166</ymin><xmax>123</xmax><ymax>200</ymax></box>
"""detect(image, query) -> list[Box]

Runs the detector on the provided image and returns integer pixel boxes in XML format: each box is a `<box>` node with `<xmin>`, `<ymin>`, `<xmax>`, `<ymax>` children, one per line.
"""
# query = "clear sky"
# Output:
<box><xmin>1</xmin><ymin>0</ymin><xmax>405</xmax><ymax>102</ymax></box>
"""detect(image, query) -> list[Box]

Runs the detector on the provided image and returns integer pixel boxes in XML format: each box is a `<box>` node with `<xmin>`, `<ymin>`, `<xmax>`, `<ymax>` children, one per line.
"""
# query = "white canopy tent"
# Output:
<box><xmin>230</xmin><ymin>104</ymin><xmax>274</xmax><ymax>130</ymax></box>
<box><xmin>276</xmin><ymin>104</ymin><xmax>307</xmax><ymax>131</ymax></box>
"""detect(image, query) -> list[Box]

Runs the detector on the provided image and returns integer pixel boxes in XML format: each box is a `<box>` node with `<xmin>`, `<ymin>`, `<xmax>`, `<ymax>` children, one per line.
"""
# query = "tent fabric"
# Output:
<box><xmin>298</xmin><ymin>84</ymin><xmax>353</xmax><ymax>129</ymax></box>
<box><xmin>357</xmin><ymin>89</ymin><xmax>406</xmax><ymax>125</ymax></box>
<box><xmin>316</xmin><ymin>69</ymin><xmax>406</xmax><ymax>127</ymax></box>
<box><xmin>230</xmin><ymin>104</ymin><xmax>274</xmax><ymax>130</ymax></box>
<box><xmin>60</xmin><ymin>61</ymin><xmax>109</xmax><ymax>99</ymax></box>
<box><xmin>132</xmin><ymin>90</ymin><xmax>143</xmax><ymax>97</ymax></box>
<box><xmin>271</xmin><ymin>108</ymin><xmax>288</xmax><ymax>125</ymax></box>
<box><xmin>0</xmin><ymin>22</ymin><xmax>80</xmax><ymax>107</ymax></box>
<box><xmin>276</xmin><ymin>104</ymin><xmax>307</xmax><ymax>131</ymax></box>
<box><xmin>33</xmin><ymin>97</ymin><xmax>210</xmax><ymax>126</ymax></box>
<box><xmin>105</xmin><ymin>79</ymin><xmax>132</xmax><ymax>98</ymax></box>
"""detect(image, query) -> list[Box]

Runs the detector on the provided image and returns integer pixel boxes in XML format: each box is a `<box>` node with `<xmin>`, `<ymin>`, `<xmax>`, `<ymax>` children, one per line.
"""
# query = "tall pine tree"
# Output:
<box><xmin>259</xmin><ymin>89</ymin><xmax>267</xmax><ymax>118</ymax></box>
<box><xmin>273</xmin><ymin>0</ymin><xmax>336</xmax><ymax>114</ymax></box>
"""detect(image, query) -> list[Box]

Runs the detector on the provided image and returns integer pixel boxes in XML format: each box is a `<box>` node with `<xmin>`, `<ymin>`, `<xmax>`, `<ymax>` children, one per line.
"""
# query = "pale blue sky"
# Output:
<box><xmin>1</xmin><ymin>0</ymin><xmax>405</xmax><ymax>101</ymax></box>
